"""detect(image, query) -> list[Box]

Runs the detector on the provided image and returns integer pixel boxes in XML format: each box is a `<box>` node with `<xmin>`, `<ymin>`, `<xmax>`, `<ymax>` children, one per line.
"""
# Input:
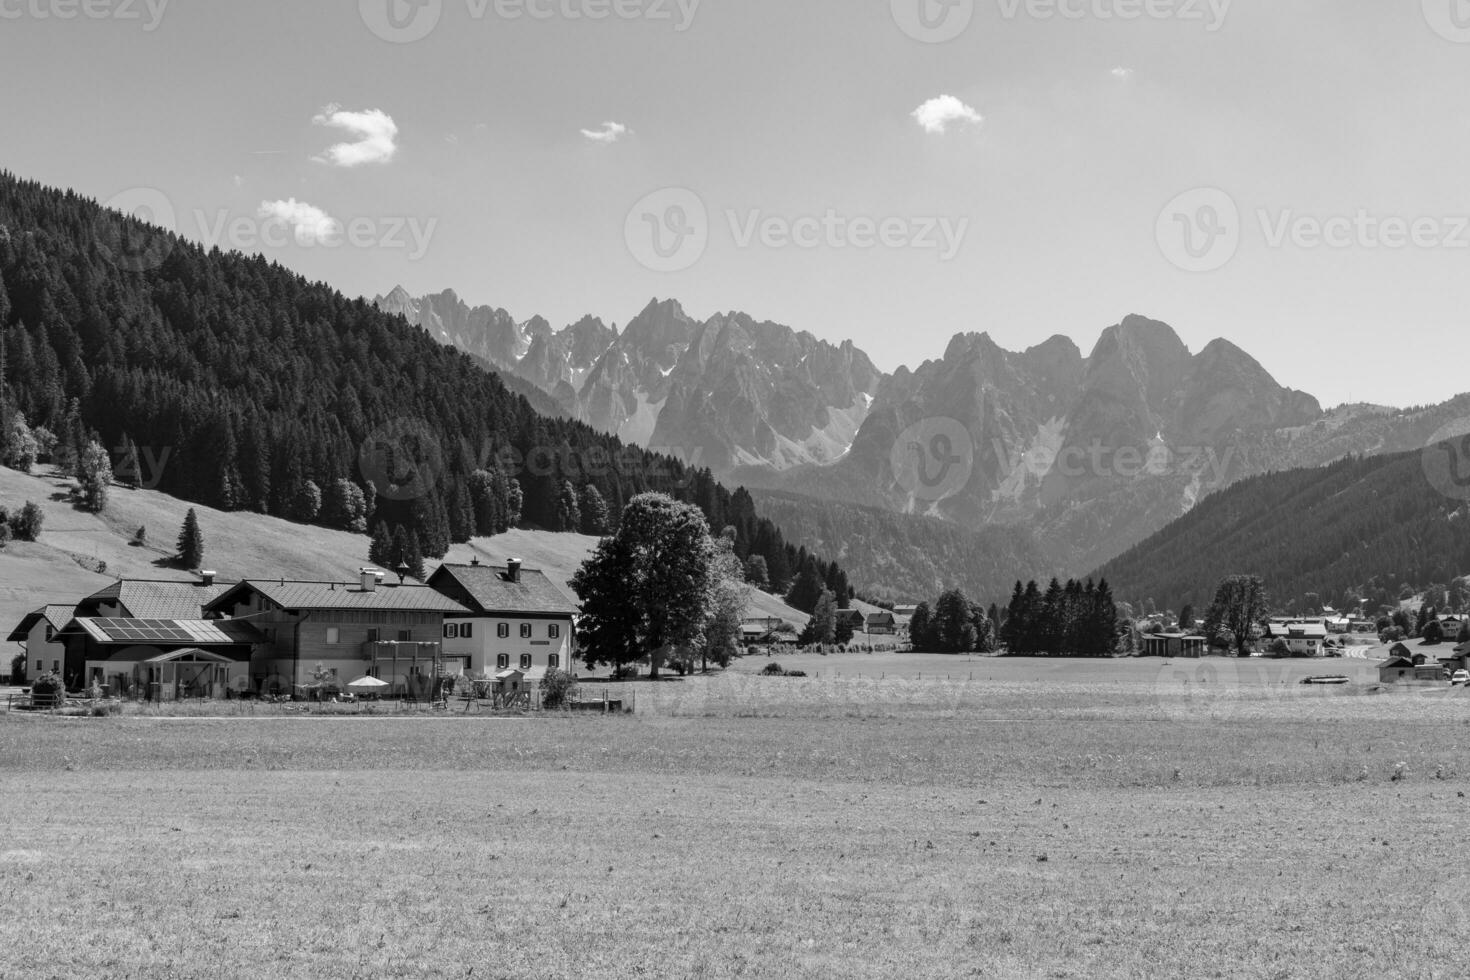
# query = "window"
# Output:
<box><xmin>461</xmin><ymin>623</ymin><xmax>473</xmax><ymax>639</ymax></box>
<box><xmin>497</xmin><ymin>623</ymin><xmax>509</xmax><ymax>639</ymax></box>
<box><xmin>496</xmin><ymin>654</ymin><xmax>510</xmax><ymax>670</ymax></box>
<box><xmin>548</xmin><ymin>654</ymin><xmax>559</xmax><ymax>669</ymax></box>
<box><xmin>444</xmin><ymin>624</ymin><xmax>459</xmax><ymax>639</ymax></box>
<box><xmin>398</xmin><ymin>630</ymin><xmax>412</xmax><ymax>642</ymax></box>
<box><xmin>520</xmin><ymin>654</ymin><xmax>532</xmax><ymax>670</ymax></box>
<box><xmin>44</xmin><ymin>625</ymin><xmax>55</xmax><ymax>642</ymax></box>
<box><xmin>52</xmin><ymin>660</ymin><xmax>60</xmax><ymax>673</ymax></box>
<box><xmin>326</xmin><ymin>627</ymin><xmax>340</xmax><ymax>645</ymax></box>
<box><xmin>34</xmin><ymin>660</ymin><xmax>41</xmax><ymax>674</ymax></box>
<box><xmin>548</xmin><ymin>624</ymin><xmax>560</xmax><ymax>639</ymax></box>
<box><xmin>520</xmin><ymin>623</ymin><xmax>532</xmax><ymax>639</ymax></box>
<box><xmin>366</xmin><ymin>628</ymin><xmax>381</xmax><ymax>643</ymax></box>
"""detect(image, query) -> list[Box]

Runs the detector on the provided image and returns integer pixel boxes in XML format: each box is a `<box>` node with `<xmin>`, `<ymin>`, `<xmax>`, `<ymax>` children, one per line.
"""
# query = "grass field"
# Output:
<box><xmin>5</xmin><ymin>661</ymin><xmax>1470</xmax><ymax>978</ymax></box>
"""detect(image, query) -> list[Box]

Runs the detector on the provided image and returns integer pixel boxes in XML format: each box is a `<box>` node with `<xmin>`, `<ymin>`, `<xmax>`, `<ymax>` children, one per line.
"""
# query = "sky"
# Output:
<box><xmin>2</xmin><ymin>0</ymin><xmax>1469</xmax><ymax>409</ymax></box>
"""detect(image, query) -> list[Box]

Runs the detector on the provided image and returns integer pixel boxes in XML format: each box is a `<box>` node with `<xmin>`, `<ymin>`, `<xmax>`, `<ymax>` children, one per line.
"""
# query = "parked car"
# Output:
<box><xmin>1451</xmin><ymin>670</ymin><xmax>1469</xmax><ymax>687</ymax></box>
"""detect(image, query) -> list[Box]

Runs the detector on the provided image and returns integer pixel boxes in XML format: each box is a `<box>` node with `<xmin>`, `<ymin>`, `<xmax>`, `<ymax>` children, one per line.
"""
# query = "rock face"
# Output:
<box><xmin>375</xmin><ymin>291</ymin><xmax>883</xmax><ymax>472</ymax></box>
<box><xmin>379</xmin><ymin>288</ymin><xmax>1468</xmax><ymax>578</ymax></box>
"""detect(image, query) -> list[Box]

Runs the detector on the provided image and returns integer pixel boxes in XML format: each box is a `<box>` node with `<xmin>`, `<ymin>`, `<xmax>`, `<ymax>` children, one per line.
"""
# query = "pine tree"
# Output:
<box><xmin>578</xmin><ymin>484</ymin><xmax>611</xmax><ymax>536</ymax></box>
<box><xmin>177</xmin><ymin>508</ymin><xmax>205</xmax><ymax>569</ymax></box>
<box><xmin>404</xmin><ymin>530</ymin><xmax>426</xmax><ymax>582</ymax></box>
<box><xmin>556</xmin><ymin>480</ymin><xmax>582</xmax><ymax>533</ymax></box>
<box><xmin>368</xmin><ymin>522</ymin><xmax>393</xmax><ymax>566</ymax></box>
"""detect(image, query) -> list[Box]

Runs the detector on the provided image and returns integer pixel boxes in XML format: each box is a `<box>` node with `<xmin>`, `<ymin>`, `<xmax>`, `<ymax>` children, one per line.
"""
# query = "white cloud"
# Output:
<box><xmin>258</xmin><ymin>198</ymin><xmax>339</xmax><ymax>246</ymax></box>
<box><xmin>911</xmin><ymin>95</ymin><xmax>983</xmax><ymax>135</ymax></box>
<box><xmin>1111</xmin><ymin>66</ymin><xmax>1135</xmax><ymax>79</ymax></box>
<box><xmin>581</xmin><ymin>121</ymin><xmax>630</xmax><ymax>144</ymax></box>
<box><xmin>311</xmin><ymin>104</ymin><xmax>399</xmax><ymax>167</ymax></box>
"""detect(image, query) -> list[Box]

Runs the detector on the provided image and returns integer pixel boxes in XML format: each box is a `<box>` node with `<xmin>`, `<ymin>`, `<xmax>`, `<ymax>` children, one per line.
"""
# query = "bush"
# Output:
<box><xmin>29</xmin><ymin>673</ymin><xmax>65</xmax><ymax>708</ymax></box>
<box><xmin>540</xmin><ymin>669</ymin><xmax>577</xmax><ymax>710</ymax></box>
<box><xmin>8</xmin><ymin>653</ymin><xmax>26</xmax><ymax>685</ymax></box>
<box><xmin>761</xmin><ymin>662</ymin><xmax>786</xmax><ymax>676</ymax></box>
<box><xmin>1269</xmin><ymin>639</ymin><xmax>1290</xmax><ymax>658</ymax></box>
<box><xmin>131</xmin><ymin>526</ymin><xmax>147</xmax><ymax>547</ymax></box>
<box><xmin>9</xmin><ymin>501</ymin><xmax>43</xmax><ymax>542</ymax></box>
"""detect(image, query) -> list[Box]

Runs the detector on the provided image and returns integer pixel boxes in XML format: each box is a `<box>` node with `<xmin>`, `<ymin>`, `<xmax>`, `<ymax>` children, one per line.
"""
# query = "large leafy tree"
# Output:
<box><xmin>1204</xmin><ymin>575</ymin><xmax>1269</xmax><ymax>657</ymax></box>
<box><xmin>572</xmin><ymin>493</ymin><xmax>715</xmax><ymax>679</ymax></box>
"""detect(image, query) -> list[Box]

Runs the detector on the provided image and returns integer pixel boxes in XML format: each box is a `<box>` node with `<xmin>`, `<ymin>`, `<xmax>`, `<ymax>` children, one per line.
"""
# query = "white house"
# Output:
<box><xmin>1282</xmin><ymin>622</ymin><xmax>1329</xmax><ymax>657</ymax></box>
<box><xmin>427</xmin><ymin>559</ymin><xmax>579</xmax><ymax>680</ymax></box>
<box><xmin>6</xmin><ymin>605</ymin><xmax>76</xmax><ymax>679</ymax></box>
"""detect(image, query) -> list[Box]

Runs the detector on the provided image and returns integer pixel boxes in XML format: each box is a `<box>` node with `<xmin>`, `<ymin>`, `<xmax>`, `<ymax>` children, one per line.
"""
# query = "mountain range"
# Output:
<box><xmin>378</xmin><ymin>288</ymin><xmax>1470</xmax><ymax>588</ymax></box>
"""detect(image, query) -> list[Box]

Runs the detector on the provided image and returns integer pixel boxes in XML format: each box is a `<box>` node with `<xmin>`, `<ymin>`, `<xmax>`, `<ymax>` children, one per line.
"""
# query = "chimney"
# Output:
<box><xmin>200</xmin><ymin>570</ymin><xmax>217</xmax><ymax>587</ymax></box>
<box><xmin>359</xmin><ymin>568</ymin><xmax>378</xmax><ymax>593</ymax></box>
<box><xmin>471</xmin><ymin>556</ymin><xmax>481</xmax><ymax>567</ymax></box>
<box><xmin>507</xmin><ymin>559</ymin><xmax>522</xmax><ymax>583</ymax></box>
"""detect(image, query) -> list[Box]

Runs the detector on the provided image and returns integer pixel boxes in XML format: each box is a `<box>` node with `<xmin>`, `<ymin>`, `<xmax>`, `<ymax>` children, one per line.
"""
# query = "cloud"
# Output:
<box><xmin>581</xmin><ymin>121</ymin><xmax>630</xmax><ymax>144</ymax></box>
<box><xmin>911</xmin><ymin>95</ymin><xmax>983</xmax><ymax>135</ymax></box>
<box><xmin>1111</xmin><ymin>66</ymin><xmax>1135</xmax><ymax>79</ymax></box>
<box><xmin>257</xmin><ymin>198</ymin><xmax>339</xmax><ymax>246</ymax></box>
<box><xmin>311</xmin><ymin>104</ymin><xmax>399</xmax><ymax>167</ymax></box>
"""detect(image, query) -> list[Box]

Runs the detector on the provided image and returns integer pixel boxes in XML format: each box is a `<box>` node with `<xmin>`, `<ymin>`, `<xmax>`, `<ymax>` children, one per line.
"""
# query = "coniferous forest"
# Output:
<box><xmin>1095</xmin><ymin>449</ymin><xmax>1470</xmax><ymax>615</ymax></box>
<box><xmin>0</xmin><ymin>171</ymin><xmax>850</xmax><ymax>598</ymax></box>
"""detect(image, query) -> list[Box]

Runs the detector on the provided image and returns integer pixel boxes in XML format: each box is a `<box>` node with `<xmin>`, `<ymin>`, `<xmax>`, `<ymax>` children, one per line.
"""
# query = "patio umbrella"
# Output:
<box><xmin>346</xmin><ymin>676</ymin><xmax>389</xmax><ymax>692</ymax></box>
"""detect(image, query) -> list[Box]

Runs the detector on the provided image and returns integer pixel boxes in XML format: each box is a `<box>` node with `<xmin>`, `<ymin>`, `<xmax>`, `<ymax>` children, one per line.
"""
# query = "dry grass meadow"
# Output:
<box><xmin>5</xmin><ymin>658</ymin><xmax>1470</xmax><ymax>978</ymax></box>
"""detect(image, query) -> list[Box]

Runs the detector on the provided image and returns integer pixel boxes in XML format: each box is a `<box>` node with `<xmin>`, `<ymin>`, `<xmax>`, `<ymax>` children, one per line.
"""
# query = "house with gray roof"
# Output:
<box><xmin>204</xmin><ymin>568</ymin><xmax>471</xmax><ymax>696</ymax></box>
<box><xmin>428</xmin><ymin>558</ymin><xmax>580</xmax><ymax>679</ymax></box>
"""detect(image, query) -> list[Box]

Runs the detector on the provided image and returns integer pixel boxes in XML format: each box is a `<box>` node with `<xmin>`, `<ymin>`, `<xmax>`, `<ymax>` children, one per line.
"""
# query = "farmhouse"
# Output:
<box><xmin>427</xmin><ymin>559</ymin><xmax>578</xmax><ymax>680</ymax></box>
<box><xmin>835</xmin><ymin>610</ymin><xmax>867</xmax><ymax>635</ymax></box>
<box><xmin>7</xmin><ymin>605</ymin><xmax>76</xmax><ymax>681</ymax></box>
<box><xmin>1281</xmin><ymin>623</ymin><xmax>1329</xmax><ymax>657</ymax></box>
<box><xmin>866</xmin><ymin>612</ymin><xmax>897</xmax><ymax>635</ymax></box>
<box><xmin>76</xmin><ymin>618</ymin><xmax>265</xmax><ymax>699</ymax></box>
<box><xmin>204</xmin><ymin>569</ymin><xmax>470</xmax><ymax>696</ymax></box>
<box><xmin>8</xmin><ymin>575</ymin><xmax>234</xmax><ymax>684</ymax></box>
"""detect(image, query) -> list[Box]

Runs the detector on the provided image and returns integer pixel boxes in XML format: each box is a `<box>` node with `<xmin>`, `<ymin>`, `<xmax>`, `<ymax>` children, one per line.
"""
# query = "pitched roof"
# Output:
<box><xmin>76</xmin><ymin>618</ymin><xmax>266</xmax><ymax>646</ymax></box>
<box><xmin>81</xmin><ymin>580</ymin><xmax>234</xmax><ymax>620</ymax></box>
<box><xmin>430</xmin><ymin>564</ymin><xmax>579</xmax><ymax>617</ymax></box>
<box><xmin>5</xmin><ymin>605</ymin><xmax>78</xmax><ymax>641</ymax></box>
<box><xmin>207</xmin><ymin>581</ymin><xmax>470</xmax><ymax>614</ymax></box>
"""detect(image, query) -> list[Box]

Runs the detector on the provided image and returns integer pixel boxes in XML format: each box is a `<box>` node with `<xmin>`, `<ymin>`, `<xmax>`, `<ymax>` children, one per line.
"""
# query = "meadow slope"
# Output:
<box><xmin>0</xmin><ymin>465</ymin><xmax>810</xmax><ymax>634</ymax></box>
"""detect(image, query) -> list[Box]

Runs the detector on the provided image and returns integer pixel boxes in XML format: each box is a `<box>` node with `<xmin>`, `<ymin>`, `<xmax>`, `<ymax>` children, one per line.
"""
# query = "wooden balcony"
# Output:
<box><xmin>361</xmin><ymin>641</ymin><xmax>442</xmax><ymax>663</ymax></box>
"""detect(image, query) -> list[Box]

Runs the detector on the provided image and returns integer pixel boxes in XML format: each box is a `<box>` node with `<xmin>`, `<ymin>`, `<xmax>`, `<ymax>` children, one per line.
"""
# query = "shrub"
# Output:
<box><xmin>540</xmin><ymin>669</ymin><xmax>577</xmax><ymax>710</ymax></box>
<box><xmin>761</xmin><ymin>662</ymin><xmax>785</xmax><ymax>676</ymax></box>
<box><xmin>8</xmin><ymin>653</ymin><xmax>26</xmax><ymax>685</ymax></box>
<box><xmin>29</xmin><ymin>673</ymin><xmax>65</xmax><ymax>708</ymax></box>
<box><xmin>1269</xmin><ymin>639</ymin><xmax>1290</xmax><ymax>658</ymax></box>
<box><xmin>131</xmin><ymin>526</ymin><xmax>147</xmax><ymax>547</ymax></box>
<box><xmin>785</xmin><ymin>670</ymin><xmax>808</xmax><ymax>678</ymax></box>
<box><xmin>10</xmin><ymin>501</ymin><xmax>43</xmax><ymax>542</ymax></box>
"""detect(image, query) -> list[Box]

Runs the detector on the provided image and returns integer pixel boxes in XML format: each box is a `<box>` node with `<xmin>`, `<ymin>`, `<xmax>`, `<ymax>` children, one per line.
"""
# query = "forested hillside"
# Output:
<box><xmin>750</xmin><ymin>489</ymin><xmax>1049</xmax><ymax>605</ymax></box>
<box><xmin>0</xmin><ymin>172</ymin><xmax>849</xmax><ymax>596</ymax></box>
<box><xmin>1095</xmin><ymin>449</ymin><xmax>1470</xmax><ymax>614</ymax></box>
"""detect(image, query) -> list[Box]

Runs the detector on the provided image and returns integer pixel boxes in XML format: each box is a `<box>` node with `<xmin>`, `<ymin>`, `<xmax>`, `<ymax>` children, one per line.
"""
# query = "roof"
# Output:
<box><xmin>867</xmin><ymin>612</ymin><xmax>896</xmax><ymax>624</ymax></box>
<box><xmin>76</xmin><ymin>618</ymin><xmax>266</xmax><ymax>646</ymax></box>
<box><xmin>1379</xmin><ymin>657</ymin><xmax>1415</xmax><ymax>669</ymax></box>
<box><xmin>207</xmin><ymin>581</ymin><xmax>470</xmax><ymax>614</ymax></box>
<box><xmin>81</xmin><ymin>580</ymin><xmax>235</xmax><ymax>620</ymax></box>
<box><xmin>430</xmin><ymin>564</ymin><xmax>579</xmax><ymax>617</ymax></box>
<box><xmin>5</xmin><ymin>604</ymin><xmax>77</xmax><ymax>641</ymax></box>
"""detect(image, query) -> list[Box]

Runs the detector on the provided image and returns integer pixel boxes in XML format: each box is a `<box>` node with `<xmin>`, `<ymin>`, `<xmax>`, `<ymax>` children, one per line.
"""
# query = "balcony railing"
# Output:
<box><xmin>361</xmin><ymin>641</ymin><xmax>443</xmax><ymax>663</ymax></box>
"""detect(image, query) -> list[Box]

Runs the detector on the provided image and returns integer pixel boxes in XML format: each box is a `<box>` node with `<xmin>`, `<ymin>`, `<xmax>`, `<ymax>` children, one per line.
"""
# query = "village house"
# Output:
<box><xmin>427</xmin><ymin>559</ymin><xmax>579</xmax><ymax>680</ymax></box>
<box><xmin>1281</xmin><ymin>622</ymin><xmax>1329</xmax><ymax>657</ymax></box>
<box><xmin>866</xmin><ymin>612</ymin><xmax>897</xmax><ymax>636</ymax></box>
<box><xmin>8</xmin><ymin>575</ymin><xmax>235</xmax><ymax>685</ymax></box>
<box><xmin>835</xmin><ymin>609</ymin><xmax>867</xmax><ymax>635</ymax></box>
<box><xmin>204</xmin><ymin>569</ymin><xmax>470</xmax><ymax>696</ymax></box>
<box><xmin>7</xmin><ymin>605</ymin><xmax>76</xmax><ymax>681</ymax></box>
